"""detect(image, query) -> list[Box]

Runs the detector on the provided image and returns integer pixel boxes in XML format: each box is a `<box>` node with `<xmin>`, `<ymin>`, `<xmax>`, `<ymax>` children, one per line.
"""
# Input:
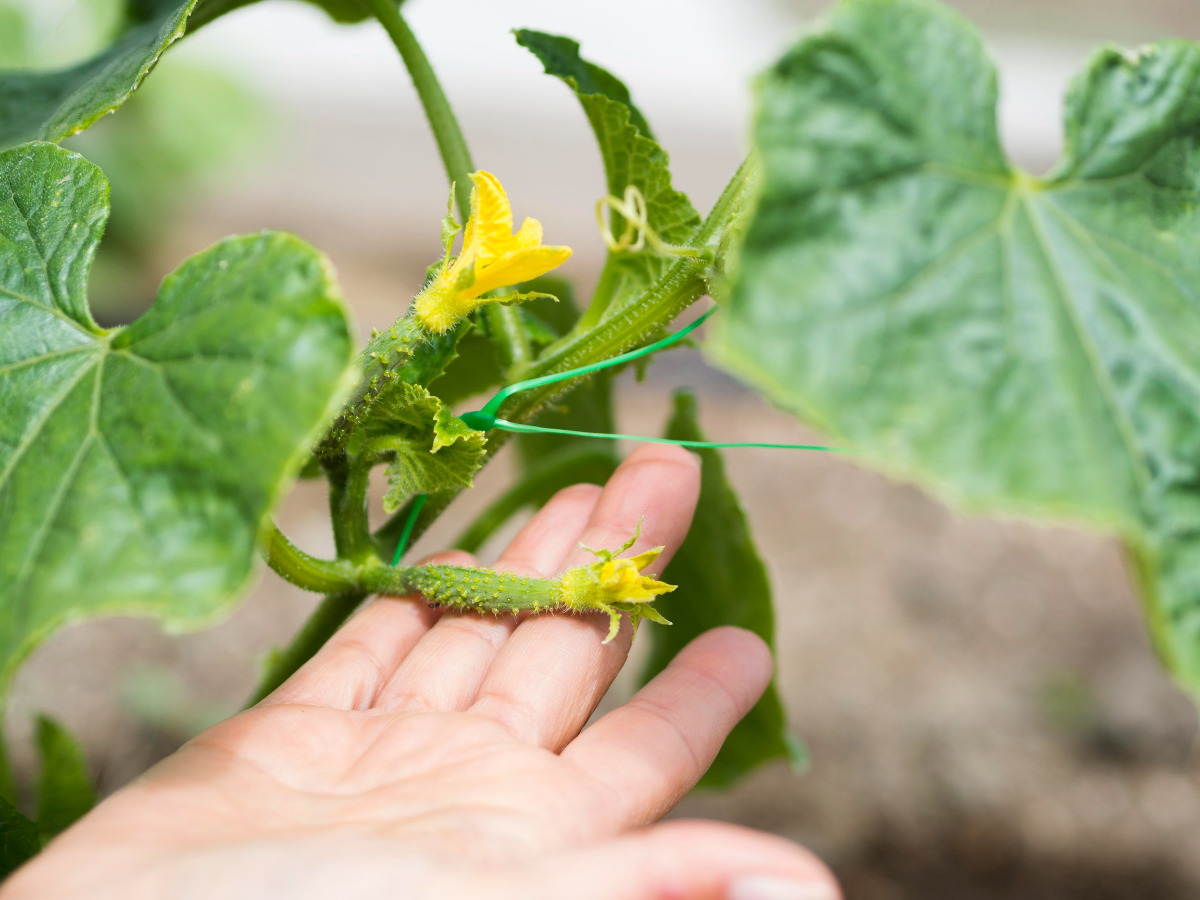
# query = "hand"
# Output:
<box><xmin>4</xmin><ymin>446</ymin><xmax>840</xmax><ymax>900</ymax></box>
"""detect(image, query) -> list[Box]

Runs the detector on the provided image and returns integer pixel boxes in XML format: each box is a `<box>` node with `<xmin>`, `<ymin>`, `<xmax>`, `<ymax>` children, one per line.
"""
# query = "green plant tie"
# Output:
<box><xmin>459</xmin><ymin>307</ymin><xmax>719</xmax><ymax>432</ymax></box>
<box><xmin>397</xmin><ymin>308</ymin><xmax>842</xmax><ymax>567</ymax></box>
<box><xmin>478</xmin><ymin>420</ymin><xmax>840</xmax><ymax>452</ymax></box>
<box><xmin>391</xmin><ymin>492</ymin><xmax>429</xmax><ymax>566</ymax></box>
<box><xmin>460</xmin><ymin>306</ymin><xmax>843</xmax><ymax>453</ymax></box>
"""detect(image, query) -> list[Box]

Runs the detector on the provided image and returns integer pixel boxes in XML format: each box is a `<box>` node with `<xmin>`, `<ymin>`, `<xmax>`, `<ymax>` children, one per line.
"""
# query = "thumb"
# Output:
<box><xmin>495</xmin><ymin>819</ymin><xmax>841</xmax><ymax>900</ymax></box>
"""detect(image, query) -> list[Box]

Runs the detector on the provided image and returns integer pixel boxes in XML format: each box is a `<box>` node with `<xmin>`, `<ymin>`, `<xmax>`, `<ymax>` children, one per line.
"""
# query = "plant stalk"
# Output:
<box><xmin>574</xmin><ymin>255</ymin><xmax>623</xmax><ymax>334</ymax></box>
<box><xmin>359</xmin><ymin>0</ymin><xmax>473</xmax><ymax>219</ymax></box>
<box><xmin>361</xmin><ymin>0</ymin><xmax>530</xmax><ymax>384</ymax></box>
<box><xmin>327</xmin><ymin>457</ymin><xmax>374</xmax><ymax>563</ymax></box>
<box><xmin>262</xmin><ymin>521</ymin><xmax>362</xmax><ymax>594</ymax></box>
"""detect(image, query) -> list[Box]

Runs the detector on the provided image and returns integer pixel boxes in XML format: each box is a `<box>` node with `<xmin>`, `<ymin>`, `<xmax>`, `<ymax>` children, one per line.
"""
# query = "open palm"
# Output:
<box><xmin>3</xmin><ymin>446</ymin><xmax>838</xmax><ymax>900</ymax></box>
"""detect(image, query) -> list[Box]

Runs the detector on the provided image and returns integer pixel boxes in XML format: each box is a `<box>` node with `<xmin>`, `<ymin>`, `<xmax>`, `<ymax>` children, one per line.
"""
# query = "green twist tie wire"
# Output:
<box><xmin>459</xmin><ymin>307</ymin><xmax>718</xmax><ymax>433</ymax></box>
<box><xmin>398</xmin><ymin>308</ymin><xmax>843</xmax><ymax>567</ymax></box>
<box><xmin>480</xmin><ymin>419</ymin><xmax>840</xmax><ymax>452</ymax></box>
<box><xmin>460</xmin><ymin>306</ymin><xmax>843</xmax><ymax>454</ymax></box>
<box><xmin>391</xmin><ymin>492</ymin><xmax>428</xmax><ymax>567</ymax></box>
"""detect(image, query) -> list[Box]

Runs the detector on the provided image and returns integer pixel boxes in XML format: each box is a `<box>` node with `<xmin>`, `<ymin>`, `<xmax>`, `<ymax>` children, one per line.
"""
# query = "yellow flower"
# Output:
<box><xmin>413</xmin><ymin>170</ymin><xmax>572</xmax><ymax>334</ymax></box>
<box><xmin>560</xmin><ymin>521</ymin><xmax>676</xmax><ymax>643</ymax></box>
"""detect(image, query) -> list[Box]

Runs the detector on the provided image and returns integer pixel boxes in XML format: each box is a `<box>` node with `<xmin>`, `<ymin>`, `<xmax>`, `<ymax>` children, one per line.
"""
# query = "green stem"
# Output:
<box><xmin>371</xmin><ymin>266</ymin><xmax>703</xmax><ymax>554</ymax></box>
<box><xmin>483</xmin><ymin>304</ymin><xmax>533</xmax><ymax>376</ymax></box>
<box><xmin>362</xmin><ymin>0</ymin><xmax>534</xmax><ymax>376</ymax></box>
<box><xmin>504</xmin><ymin>261</ymin><xmax>708</xmax><ymax>423</ymax></box>
<box><xmin>246</xmin><ymin>589</ymin><xmax>368</xmax><ymax>706</ymax></box>
<box><xmin>327</xmin><ymin>457</ymin><xmax>374</xmax><ymax>563</ymax></box>
<box><xmin>258</xmin><ymin>1</ymin><xmax>487</xmax><ymax>700</ymax></box>
<box><xmin>360</xmin><ymin>0</ymin><xmax>473</xmax><ymax>219</ymax></box>
<box><xmin>262</xmin><ymin>521</ymin><xmax>362</xmax><ymax>594</ymax></box>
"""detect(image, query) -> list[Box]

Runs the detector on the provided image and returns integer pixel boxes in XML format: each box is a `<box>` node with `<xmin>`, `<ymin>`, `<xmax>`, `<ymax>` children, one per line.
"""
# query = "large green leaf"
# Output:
<box><xmin>0</xmin><ymin>142</ymin><xmax>355</xmax><ymax>684</ymax></box>
<box><xmin>34</xmin><ymin>716</ymin><xmax>95</xmax><ymax>841</ymax></box>
<box><xmin>641</xmin><ymin>392</ymin><xmax>801</xmax><ymax>787</ymax></box>
<box><xmin>713</xmin><ymin>0</ymin><xmax>1200</xmax><ymax>694</ymax></box>
<box><xmin>0</xmin><ymin>1</ymin><xmax>198</xmax><ymax>151</ymax></box>
<box><xmin>515</xmin><ymin>30</ymin><xmax>700</xmax><ymax>312</ymax></box>
<box><xmin>0</xmin><ymin>0</ymin><xmax>369</xmax><ymax>153</ymax></box>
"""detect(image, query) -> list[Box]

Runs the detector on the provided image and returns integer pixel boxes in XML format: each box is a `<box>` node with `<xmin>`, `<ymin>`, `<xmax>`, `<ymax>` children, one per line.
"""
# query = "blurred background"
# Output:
<box><xmin>5</xmin><ymin>1</ymin><xmax>1200</xmax><ymax>897</ymax></box>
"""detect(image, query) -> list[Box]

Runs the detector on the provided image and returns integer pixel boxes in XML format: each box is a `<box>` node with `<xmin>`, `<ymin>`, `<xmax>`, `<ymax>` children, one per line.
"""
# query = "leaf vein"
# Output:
<box><xmin>0</xmin><ymin>355</ymin><xmax>99</xmax><ymax>494</ymax></box>
<box><xmin>1020</xmin><ymin>194</ymin><xmax>1150</xmax><ymax>492</ymax></box>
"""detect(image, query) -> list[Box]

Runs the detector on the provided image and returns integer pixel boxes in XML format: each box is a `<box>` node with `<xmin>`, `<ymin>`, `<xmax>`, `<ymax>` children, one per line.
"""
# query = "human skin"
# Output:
<box><xmin>3</xmin><ymin>445</ymin><xmax>841</xmax><ymax>900</ymax></box>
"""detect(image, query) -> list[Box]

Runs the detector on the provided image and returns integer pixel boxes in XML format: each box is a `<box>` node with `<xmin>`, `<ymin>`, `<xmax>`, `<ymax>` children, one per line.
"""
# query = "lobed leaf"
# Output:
<box><xmin>0</xmin><ymin>0</ymin><xmax>369</xmax><ymax>154</ymax></box>
<box><xmin>714</xmin><ymin>0</ymin><xmax>1200</xmax><ymax>695</ymax></box>
<box><xmin>0</xmin><ymin>1</ymin><xmax>199</xmax><ymax>151</ymax></box>
<box><xmin>344</xmin><ymin>382</ymin><xmax>487</xmax><ymax>513</ymax></box>
<box><xmin>642</xmin><ymin>391</ymin><xmax>802</xmax><ymax>787</ymax></box>
<box><xmin>0</xmin><ymin>142</ymin><xmax>355</xmax><ymax>686</ymax></box>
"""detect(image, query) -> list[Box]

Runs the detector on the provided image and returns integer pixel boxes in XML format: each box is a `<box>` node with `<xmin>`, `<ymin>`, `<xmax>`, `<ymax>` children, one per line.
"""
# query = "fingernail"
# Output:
<box><xmin>726</xmin><ymin>874</ymin><xmax>838</xmax><ymax>900</ymax></box>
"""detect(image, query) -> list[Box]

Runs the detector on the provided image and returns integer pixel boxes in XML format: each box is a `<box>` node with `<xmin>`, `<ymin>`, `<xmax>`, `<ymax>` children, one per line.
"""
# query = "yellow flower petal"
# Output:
<box><xmin>624</xmin><ymin>546</ymin><xmax>664</xmax><ymax>572</ymax></box>
<box><xmin>461</xmin><ymin>170</ymin><xmax>513</xmax><ymax>265</ymax></box>
<box><xmin>470</xmin><ymin>245</ymin><xmax>573</xmax><ymax>296</ymax></box>
<box><xmin>514</xmin><ymin>217</ymin><xmax>543</xmax><ymax>248</ymax></box>
<box><xmin>412</xmin><ymin>170</ymin><xmax>572</xmax><ymax>334</ymax></box>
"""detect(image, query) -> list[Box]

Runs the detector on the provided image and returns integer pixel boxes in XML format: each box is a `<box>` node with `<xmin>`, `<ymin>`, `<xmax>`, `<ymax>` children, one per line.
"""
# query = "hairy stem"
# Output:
<box><xmin>371</xmin><ymin>157</ymin><xmax>756</xmax><ymax>553</ymax></box>
<box><xmin>262</xmin><ymin>521</ymin><xmax>361</xmax><ymax>594</ymax></box>
<box><xmin>327</xmin><ymin>457</ymin><xmax>374</xmax><ymax>562</ymax></box>
<box><xmin>483</xmin><ymin>304</ymin><xmax>533</xmax><ymax>376</ymax></box>
<box><xmin>362</xmin><ymin>0</ymin><xmax>531</xmax><ymax>380</ymax></box>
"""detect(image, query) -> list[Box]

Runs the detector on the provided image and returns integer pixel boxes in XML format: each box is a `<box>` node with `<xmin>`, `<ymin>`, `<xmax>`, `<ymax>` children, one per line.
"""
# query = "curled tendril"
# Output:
<box><xmin>595</xmin><ymin>185</ymin><xmax>704</xmax><ymax>258</ymax></box>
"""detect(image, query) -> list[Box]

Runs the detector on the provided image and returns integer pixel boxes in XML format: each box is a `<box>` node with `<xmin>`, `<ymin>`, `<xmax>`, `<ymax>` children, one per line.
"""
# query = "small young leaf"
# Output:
<box><xmin>345</xmin><ymin>382</ymin><xmax>487</xmax><ymax>513</ymax></box>
<box><xmin>35</xmin><ymin>716</ymin><xmax>96</xmax><ymax>841</ymax></box>
<box><xmin>641</xmin><ymin>391</ymin><xmax>801</xmax><ymax>787</ymax></box>
<box><xmin>0</xmin><ymin>142</ymin><xmax>355</xmax><ymax>687</ymax></box>
<box><xmin>0</xmin><ymin>795</ymin><xmax>39</xmax><ymax>879</ymax></box>
<box><xmin>714</xmin><ymin>0</ymin><xmax>1200</xmax><ymax>697</ymax></box>
<box><xmin>515</xmin><ymin>30</ymin><xmax>700</xmax><ymax>309</ymax></box>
